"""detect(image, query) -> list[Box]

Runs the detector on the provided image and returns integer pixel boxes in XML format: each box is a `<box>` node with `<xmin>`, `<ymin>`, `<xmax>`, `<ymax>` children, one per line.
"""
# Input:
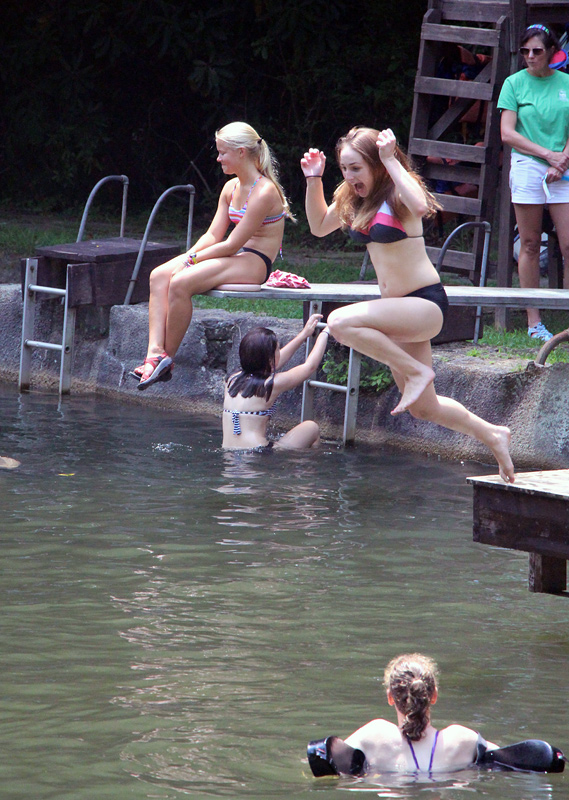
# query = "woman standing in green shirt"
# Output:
<box><xmin>498</xmin><ymin>24</ymin><xmax>569</xmax><ymax>342</ymax></box>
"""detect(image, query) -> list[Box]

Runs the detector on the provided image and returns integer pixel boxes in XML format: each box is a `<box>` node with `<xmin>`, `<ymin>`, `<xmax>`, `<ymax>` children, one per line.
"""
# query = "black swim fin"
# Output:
<box><xmin>307</xmin><ymin>736</ymin><xmax>366</xmax><ymax>777</ymax></box>
<box><xmin>478</xmin><ymin>739</ymin><xmax>565</xmax><ymax>773</ymax></box>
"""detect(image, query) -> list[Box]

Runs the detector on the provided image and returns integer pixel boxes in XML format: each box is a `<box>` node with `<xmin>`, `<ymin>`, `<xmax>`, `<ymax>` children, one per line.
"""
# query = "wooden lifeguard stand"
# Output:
<box><xmin>408</xmin><ymin>0</ymin><xmax>568</xmax><ymax>315</ymax></box>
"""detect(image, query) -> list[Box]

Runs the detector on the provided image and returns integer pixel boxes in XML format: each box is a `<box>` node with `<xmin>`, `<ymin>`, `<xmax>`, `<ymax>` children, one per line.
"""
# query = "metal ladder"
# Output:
<box><xmin>19</xmin><ymin>257</ymin><xmax>75</xmax><ymax>394</ymax></box>
<box><xmin>18</xmin><ymin>175</ymin><xmax>129</xmax><ymax>395</ymax></box>
<box><xmin>300</xmin><ymin>303</ymin><xmax>362</xmax><ymax>445</ymax></box>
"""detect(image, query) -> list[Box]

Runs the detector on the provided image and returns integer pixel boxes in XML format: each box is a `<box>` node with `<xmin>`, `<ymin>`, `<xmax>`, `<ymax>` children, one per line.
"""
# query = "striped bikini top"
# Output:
<box><xmin>348</xmin><ymin>200</ymin><xmax>422</xmax><ymax>244</ymax></box>
<box><xmin>224</xmin><ymin>407</ymin><xmax>276</xmax><ymax>436</ymax></box>
<box><xmin>228</xmin><ymin>177</ymin><xmax>285</xmax><ymax>225</ymax></box>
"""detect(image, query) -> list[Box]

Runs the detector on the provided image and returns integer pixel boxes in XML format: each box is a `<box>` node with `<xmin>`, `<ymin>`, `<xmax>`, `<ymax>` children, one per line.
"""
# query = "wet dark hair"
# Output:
<box><xmin>227</xmin><ymin>327</ymin><xmax>278</xmax><ymax>401</ymax></box>
<box><xmin>520</xmin><ymin>24</ymin><xmax>560</xmax><ymax>51</ymax></box>
<box><xmin>384</xmin><ymin>653</ymin><xmax>439</xmax><ymax>742</ymax></box>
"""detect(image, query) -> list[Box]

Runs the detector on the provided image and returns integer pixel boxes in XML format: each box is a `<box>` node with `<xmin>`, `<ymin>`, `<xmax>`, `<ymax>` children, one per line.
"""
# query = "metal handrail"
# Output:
<box><xmin>436</xmin><ymin>220</ymin><xmax>492</xmax><ymax>344</ymax></box>
<box><xmin>76</xmin><ymin>175</ymin><xmax>129</xmax><ymax>242</ymax></box>
<box><xmin>123</xmin><ymin>184</ymin><xmax>195</xmax><ymax>305</ymax></box>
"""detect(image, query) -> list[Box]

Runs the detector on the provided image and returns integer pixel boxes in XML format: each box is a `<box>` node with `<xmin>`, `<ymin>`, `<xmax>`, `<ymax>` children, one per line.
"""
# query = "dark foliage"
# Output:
<box><xmin>0</xmin><ymin>0</ymin><xmax>424</xmax><ymax>210</ymax></box>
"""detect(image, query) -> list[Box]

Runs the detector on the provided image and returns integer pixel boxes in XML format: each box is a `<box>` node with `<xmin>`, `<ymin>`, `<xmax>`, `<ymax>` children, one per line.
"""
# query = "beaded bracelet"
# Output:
<box><xmin>186</xmin><ymin>252</ymin><xmax>197</xmax><ymax>265</ymax></box>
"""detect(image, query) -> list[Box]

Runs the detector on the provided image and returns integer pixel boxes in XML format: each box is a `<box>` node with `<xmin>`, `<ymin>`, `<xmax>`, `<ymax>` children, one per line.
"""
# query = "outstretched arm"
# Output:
<box><xmin>301</xmin><ymin>149</ymin><xmax>341</xmax><ymax>237</ymax></box>
<box><xmin>277</xmin><ymin>313</ymin><xmax>322</xmax><ymax>368</ymax></box>
<box><xmin>272</xmin><ymin>327</ymin><xmax>330</xmax><ymax>396</ymax></box>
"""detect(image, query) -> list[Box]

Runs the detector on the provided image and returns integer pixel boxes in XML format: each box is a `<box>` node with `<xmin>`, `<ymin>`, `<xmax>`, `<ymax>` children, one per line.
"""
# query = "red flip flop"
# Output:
<box><xmin>137</xmin><ymin>353</ymin><xmax>173</xmax><ymax>390</ymax></box>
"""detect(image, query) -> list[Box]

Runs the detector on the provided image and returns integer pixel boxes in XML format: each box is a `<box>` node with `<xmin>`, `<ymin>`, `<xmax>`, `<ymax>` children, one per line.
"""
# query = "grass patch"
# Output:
<box><xmin>322</xmin><ymin>355</ymin><xmax>394</xmax><ymax>393</ymax></box>
<box><xmin>0</xmin><ymin>222</ymin><xmax>79</xmax><ymax>254</ymax></box>
<box><xmin>472</xmin><ymin>321</ymin><xmax>569</xmax><ymax>364</ymax></box>
<box><xmin>194</xmin><ymin>295</ymin><xmax>303</xmax><ymax>319</ymax></box>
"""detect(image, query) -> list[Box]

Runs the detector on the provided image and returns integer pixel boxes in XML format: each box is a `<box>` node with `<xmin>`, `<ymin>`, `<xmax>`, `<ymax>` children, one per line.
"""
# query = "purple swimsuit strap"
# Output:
<box><xmin>406</xmin><ymin>729</ymin><xmax>439</xmax><ymax>772</ymax></box>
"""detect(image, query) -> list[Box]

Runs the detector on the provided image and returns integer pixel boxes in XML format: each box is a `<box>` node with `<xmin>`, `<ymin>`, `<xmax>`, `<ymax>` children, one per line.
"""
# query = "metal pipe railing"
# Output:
<box><xmin>436</xmin><ymin>220</ymin><xmax>492</xmax><ymax>344</ymax></box>
<box><xmin>124</xmin><ymin>184</ymin><xmax>195</xmax><ymax>305</ymax></box>
<box><xmin>76</xmin><ymin>175</ymin><xmax>129</xmax><ymax>242</ymax></box>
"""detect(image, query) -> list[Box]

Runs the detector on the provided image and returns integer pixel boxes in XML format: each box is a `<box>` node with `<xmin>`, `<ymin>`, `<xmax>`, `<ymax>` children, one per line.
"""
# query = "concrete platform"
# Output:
<box><xmin>3</xmin><ymin>283</ymin><xmax>569</xmax><ymax>471</ymax></box>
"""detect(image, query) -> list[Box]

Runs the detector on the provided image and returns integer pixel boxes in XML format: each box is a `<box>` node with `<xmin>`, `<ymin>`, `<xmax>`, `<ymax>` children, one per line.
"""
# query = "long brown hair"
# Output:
<box><xmin>333</xmin><ymin>127</ymin><xmax>440</xmax><ymax>232</ymax></box>
<box><xmin>384</xmin><ymin>653</ymin><xmax>439</xmax><ymax>742</ymax></box>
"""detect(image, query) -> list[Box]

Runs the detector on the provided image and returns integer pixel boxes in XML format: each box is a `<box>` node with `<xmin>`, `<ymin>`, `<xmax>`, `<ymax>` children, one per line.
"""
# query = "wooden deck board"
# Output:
<box><xmin>467</xmin><ymin>470</ymin><xmax>569</xmax><ymax>595</ymax></box>
<box><xmin>467</xmin><ymin>470</ymin><xmax>569</xmax><ymax>501</ymax></box>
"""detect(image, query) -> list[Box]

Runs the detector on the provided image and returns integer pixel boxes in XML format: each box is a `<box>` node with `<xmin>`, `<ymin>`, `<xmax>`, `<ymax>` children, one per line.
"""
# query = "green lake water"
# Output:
<box><xmin>0</xmin><ymin>384</ymin><xmax>567</xmax><ymax>800</ymax></box>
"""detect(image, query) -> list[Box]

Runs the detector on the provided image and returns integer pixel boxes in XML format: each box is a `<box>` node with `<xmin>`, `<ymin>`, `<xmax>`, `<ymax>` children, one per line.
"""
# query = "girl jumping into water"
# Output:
<box><xmin>301</xmin><ymin>126</ymin><xmax>514</xmax><ymax>482</ymax></box>
<box><xmin>223</xmin><ymin>314</ymin><xmax>329</xmax><ymax>450</ymax></box>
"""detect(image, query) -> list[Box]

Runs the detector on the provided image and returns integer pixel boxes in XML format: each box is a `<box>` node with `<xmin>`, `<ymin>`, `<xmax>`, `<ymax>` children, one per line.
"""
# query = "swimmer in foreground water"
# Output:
<box><xmin>222</xmin><ymin>314</ymin><xmax>329</xmax><ymax>450</ymax></box>
<box><xmin>343</xmin><ymin>653</ymin><xmax>496</xmax><ymax>773</ymax></box>
<box><xmin>308</xmin><ymin>652</ymin><xmax>565</xmax><ymax>776</ymax></box>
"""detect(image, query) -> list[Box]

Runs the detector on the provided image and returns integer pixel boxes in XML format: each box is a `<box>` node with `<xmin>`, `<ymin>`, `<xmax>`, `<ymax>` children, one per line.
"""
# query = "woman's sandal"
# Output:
<box><xmin>129</xmin><ymin>361</ymin><xmax>172</xmax><ymax>382</ymax></box>
<box><xmin>137</xmin><ymin>353</ymin><xmax>173</xmax><ymax>390</ymax></box>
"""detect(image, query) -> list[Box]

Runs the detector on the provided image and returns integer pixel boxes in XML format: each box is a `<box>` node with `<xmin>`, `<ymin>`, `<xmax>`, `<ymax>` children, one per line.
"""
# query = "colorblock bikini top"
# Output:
<box><xmin>348</xmin><ymin>200</ymin><xmax>422</xmax><ymax>244</ymax></box>
<box><xmin>228</xmin><ymin>178</ymin><xmax>285</xmax><ymax>225</ymax></box>
<box><xmin>406</xmin><ymin>730</ymin><xmax>439</xmax><ymax>773</ymax></box>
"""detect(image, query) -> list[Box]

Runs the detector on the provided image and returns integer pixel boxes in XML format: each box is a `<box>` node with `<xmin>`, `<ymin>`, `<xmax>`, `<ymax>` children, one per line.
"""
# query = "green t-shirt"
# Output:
<box><xmin>497</xmin><ymin>69</ymin><xmax>569</xmax><ymax>164</ymax></box>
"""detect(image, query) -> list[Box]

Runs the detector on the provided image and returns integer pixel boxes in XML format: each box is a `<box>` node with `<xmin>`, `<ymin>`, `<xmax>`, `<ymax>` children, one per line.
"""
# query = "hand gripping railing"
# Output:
<box><xmin>435</xmin><ymin>220</ymin><xmax>492</xmax><ymax>344</ymax></box>
<box><xmin>124</xmin><ymin>184</ymin><xmax>195</xmax><ymax>305</ymax></box>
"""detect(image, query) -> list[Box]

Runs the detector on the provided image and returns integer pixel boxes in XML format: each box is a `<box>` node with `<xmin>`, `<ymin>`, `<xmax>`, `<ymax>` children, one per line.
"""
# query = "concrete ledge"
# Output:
<box><xmin>2</xmin><ymin>283</ymin><xmax>569</xmax><ymax>470</ymax></box>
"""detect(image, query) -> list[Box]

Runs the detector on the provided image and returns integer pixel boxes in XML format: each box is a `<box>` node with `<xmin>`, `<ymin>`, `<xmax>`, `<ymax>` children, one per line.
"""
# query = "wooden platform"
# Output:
<box><xmin>28</xmin><ymin>237</ymin><xmax>180</xmax><ymax>307</ymax></box>
<box><xmin>467</xmin><ymin>470</ymin><xmax>569</xmax><ymax>595</ymax></box>
<box><xmin>206</xmin><ymin>283</ymin><xmax>569</xmax><ymax>310</ymax></box>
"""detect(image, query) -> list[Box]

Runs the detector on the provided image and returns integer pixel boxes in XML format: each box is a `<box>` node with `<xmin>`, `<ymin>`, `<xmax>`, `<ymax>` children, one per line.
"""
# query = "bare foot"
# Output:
<box><xmin>391</xmin><ymin>365</ymin><xmax>435</xmax><ymax>415</ymax></box>
<box><xmin>488</xmin><ymin>426</ymin><xmax>515</xmax><ymax>484</ymax></box>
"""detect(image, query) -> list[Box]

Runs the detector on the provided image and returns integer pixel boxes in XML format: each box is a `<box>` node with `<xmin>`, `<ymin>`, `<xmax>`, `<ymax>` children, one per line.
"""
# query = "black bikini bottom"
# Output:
<box><xmin>239</xmin><ymin>247</ymin><xmax>273</xmax><ymax>282</ymax></box>
<box><xmin>405</xmin><ymin>282</ymin><xmax>449</xmax><ymax>323</ymax></box>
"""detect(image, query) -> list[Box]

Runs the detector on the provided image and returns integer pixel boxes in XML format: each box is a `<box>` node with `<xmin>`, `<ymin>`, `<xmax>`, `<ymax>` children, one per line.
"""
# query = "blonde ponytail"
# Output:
<box><xmin>216</xmin><ymin>122</ymin><xmax>295</xmax><ymax>220</ymax></box>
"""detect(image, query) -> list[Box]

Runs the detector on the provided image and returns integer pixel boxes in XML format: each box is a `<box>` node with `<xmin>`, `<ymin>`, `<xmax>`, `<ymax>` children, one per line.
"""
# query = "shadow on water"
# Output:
<box><xmin>0</xmin><ymin>384</ymin><xmax>567</xmax><ymax>800</ymax></box>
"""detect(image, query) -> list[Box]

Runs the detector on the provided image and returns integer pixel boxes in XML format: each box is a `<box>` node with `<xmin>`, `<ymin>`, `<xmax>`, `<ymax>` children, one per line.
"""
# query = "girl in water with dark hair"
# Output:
<box><xmin>134</xmin><ymin>121</ymin><xmax>294</xmax><ymax>389</ymax></box>
<box><xmin>344</xmin><ymin>653</ymin><xmax>498</xmax><ymax>773</ymax></box>
<box><xmin>301</xmin><ymin>127</ymin><xmax>515</xmax><ymax>483</ymax></box>
<box><xmin>222</xmin><ymin>314</ymin><xmax>329</xmax><ymax>450</ymax></box>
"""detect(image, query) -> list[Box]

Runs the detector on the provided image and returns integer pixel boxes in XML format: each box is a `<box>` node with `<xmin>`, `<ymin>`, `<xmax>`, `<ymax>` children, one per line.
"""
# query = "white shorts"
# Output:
<box><xmin>509</xmin><ymin>152</ymin><xmax>569</xmax><ymax>204</ymax></box>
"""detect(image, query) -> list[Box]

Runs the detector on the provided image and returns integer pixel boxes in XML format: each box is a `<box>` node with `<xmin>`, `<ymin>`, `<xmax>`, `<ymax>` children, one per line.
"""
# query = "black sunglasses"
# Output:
<box><xmin>519</xmin><ymin>47</ymin><xmax>545</xmax><ymax>56</ymax></box>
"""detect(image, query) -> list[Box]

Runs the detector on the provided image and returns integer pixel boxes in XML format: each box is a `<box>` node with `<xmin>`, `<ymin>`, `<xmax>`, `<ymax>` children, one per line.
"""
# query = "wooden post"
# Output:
<box><xmin>529</xmin><ymin>553</ymin><xmax>567</xmax><ymax>593</ymax></box>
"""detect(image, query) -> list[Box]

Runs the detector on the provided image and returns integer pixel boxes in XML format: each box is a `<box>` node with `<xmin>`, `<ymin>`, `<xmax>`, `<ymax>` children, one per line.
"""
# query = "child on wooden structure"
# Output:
<box><xmin>222</xmin><ymin>314</ymin><xmax>329</xmax><ymax>450</ymax></box>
